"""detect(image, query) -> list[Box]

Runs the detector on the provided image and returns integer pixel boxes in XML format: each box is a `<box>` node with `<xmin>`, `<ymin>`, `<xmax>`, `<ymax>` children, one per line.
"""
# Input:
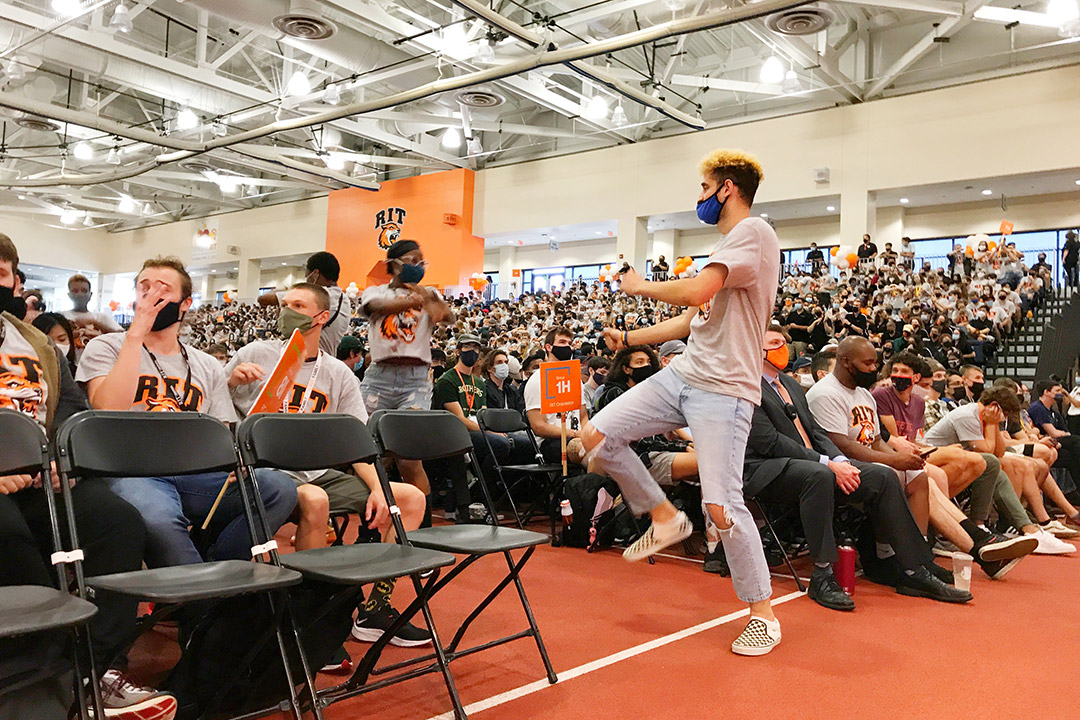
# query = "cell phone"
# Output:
<box><xmin>918</xmin><ymin>447</ymin><xmax>937</xmax><ymax>458</ymax></box>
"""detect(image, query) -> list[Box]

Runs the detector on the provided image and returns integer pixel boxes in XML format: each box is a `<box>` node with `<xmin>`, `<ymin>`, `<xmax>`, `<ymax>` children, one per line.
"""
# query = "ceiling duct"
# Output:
<box><xmin>272</xmin><ymin>1</ymin><xmax>337</xmax><ymax>40</ymax></box>
<box><xmin>15</xmin><ymin>115</ymin><xmax>60</xmax><ymax>132</ymax></box>
<box><xmin>177</xmin><ymin>160</ymin><xmax>218</xmax><ymax>174</ymax></box>
<box><xmin>765</xmin><ymin>5</ymin><xmax>835</xmax><ymax>35</ymax></box>
<box><xmin>453</xmin><ymin>89</ymin><xmax>505</xmax><ymax>108</ymax></box>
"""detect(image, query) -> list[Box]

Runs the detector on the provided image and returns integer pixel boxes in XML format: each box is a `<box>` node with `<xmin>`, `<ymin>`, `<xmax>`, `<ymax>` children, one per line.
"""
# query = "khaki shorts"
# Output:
<box><xmin>292</xmin><ymin>469</ymin><xmax>371</xmax><ymax>514</ymax></box>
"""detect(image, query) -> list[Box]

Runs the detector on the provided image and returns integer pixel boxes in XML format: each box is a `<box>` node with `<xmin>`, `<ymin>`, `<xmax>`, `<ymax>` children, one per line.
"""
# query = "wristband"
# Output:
<box><xmin>623</xmin><ymin>330</ymin><xmax>629</xmax><ymax>346</ymax></box>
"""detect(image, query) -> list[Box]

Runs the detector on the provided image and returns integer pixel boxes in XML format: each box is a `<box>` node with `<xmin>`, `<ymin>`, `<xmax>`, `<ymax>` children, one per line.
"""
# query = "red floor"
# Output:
<box><xmin>132</xmin><ymin>526</ymin><xmax>1079</xmax><ymax>720</ymax></box>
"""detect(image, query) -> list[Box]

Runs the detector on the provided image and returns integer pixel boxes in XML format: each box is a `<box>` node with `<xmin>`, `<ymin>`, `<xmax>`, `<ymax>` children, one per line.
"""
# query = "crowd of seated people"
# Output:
<box><xmin>4</xmin><ymin>226</ymin><xmax>1080</xmax><ymax>718</ymax></box>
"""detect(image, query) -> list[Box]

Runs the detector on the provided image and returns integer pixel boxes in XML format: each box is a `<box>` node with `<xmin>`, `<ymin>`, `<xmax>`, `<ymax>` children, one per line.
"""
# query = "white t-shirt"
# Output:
<box><xmin>806</xmin><ymin>372</ymin><xmax>880</xmax><ymax>447</ymax></box>
<box><xmin>667</xmin><ymin>217</ymin><xmax>779</xmax><ymax>404</ymax></box>
<box><xmin>64</xmin><ymin>309</ymin><xmax>122</xmax><ymax>333</ymax></box>
<box><xmin>0</xmin><ymin>316</ymin><xmax>49</xmax><ymax>428</ymax></box>
<box><xmin>76</xmin><ymin>332</ymin><xmax>237</xmax><ymax>422</ymax></box>
<box><xmin>523</xmin><ymin>370</ymin><xmax>582</xmax><ymax>433</ymax></box>
<box><xmin>360</xmin><ymin>283</ymin><xmax>434</xmax><ymax>364</ymax></box>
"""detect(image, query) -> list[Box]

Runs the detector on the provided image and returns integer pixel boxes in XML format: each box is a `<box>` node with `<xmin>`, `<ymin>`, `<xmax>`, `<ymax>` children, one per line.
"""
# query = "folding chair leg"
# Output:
<box><xmin>281</xmin><ymin>591</ymin><xmax>325</xmax><ymax>720</ymax></box>
<box><xmin>503</xmin><ymin>549</ymin><xmax>557</xmax><ymax>684</ymax></box>
<box><xmin>755</xmin><ymin>500</ymin><xmax>806</xmax><ymax>593</ymax></box>
<box><xmin>72</xmin><ymin>624</ymin><xmax>106</xmax><ymax>720</ymax></box>
<box><xmin>411</xmin><ymin>576</ymin><xmax>467</xmax><ymax>720</ymax></box>
<box><xmin>267</xmin><ymin>591</ymin><xmax>309</xmax><ymax>720</ymax></box>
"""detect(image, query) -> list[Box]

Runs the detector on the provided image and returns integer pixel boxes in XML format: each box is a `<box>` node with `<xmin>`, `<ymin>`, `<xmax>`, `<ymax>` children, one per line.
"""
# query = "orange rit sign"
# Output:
<box><xmin>539</xmin><ymin>360</ymin><xmax>582</xmax><ymax>414</ymax></box>
<box><xmin>999</xmin><ymin>220</ymin><xmax>1014</xmax><ymax>236</ymax></box>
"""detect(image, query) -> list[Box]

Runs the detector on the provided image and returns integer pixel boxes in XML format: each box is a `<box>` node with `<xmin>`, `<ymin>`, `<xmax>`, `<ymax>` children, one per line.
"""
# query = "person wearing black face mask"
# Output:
<box><xmin>957</xmin><ymin>364</ymin><xmax>985</xmax><ymax>405</ymax></box>
<box><xmin>594</xmin><ymin>346</ymin><xmax>697</xmax><ymax>495</ymax></box>
<box><xmin>806</xmin><ymin>338</ymin><xmax>933</xmax><ymax>540</ymax></box>
<box><xmin>522</xmin><ymin>326</ymin><xmax>589</xmax><ymax>466</ymax></box>
<box><xmin>872</xmin><ymin>353</ymin><xmax>926</xmax><ymax>446</ymax></box>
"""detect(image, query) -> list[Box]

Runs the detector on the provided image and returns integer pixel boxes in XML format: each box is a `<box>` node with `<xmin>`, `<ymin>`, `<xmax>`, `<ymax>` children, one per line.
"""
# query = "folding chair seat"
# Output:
<box><xmin>476</xmin><ymin>408</ymin><xmax>563</xmax><ymax>534</ymax></box>
<box><xmin>368</xmin><ymin>409</ymin><xmax>557</xmax><ymax>719</ymax></box>
<box><xmin>235</xmin><ymin>412</ymin><xmax>457</xmax><ymax>717</ymax></box>
<box><xmin>54</xmin><ymin>411</ymin><xmax>310</xmax><ymax>719</ymax></box>
<box><xmin>0</xmin><ymin>409</ymin><xmax>102</xmax><ymax>719</ymax></box>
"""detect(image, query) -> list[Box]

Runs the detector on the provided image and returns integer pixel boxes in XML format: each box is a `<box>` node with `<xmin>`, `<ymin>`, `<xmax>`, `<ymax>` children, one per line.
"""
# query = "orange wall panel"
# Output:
<box><xmin>326</xmin><ymin>168</ymin><xmax>484</xmax><ymax>290</ymax></box>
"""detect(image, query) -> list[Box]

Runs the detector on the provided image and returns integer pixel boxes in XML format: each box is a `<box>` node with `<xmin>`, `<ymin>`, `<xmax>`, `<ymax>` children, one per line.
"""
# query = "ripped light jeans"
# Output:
<box><xmin>590</xmin><ymin>366</ymin><xmax>772</xmax><ymax>603</ymax></box>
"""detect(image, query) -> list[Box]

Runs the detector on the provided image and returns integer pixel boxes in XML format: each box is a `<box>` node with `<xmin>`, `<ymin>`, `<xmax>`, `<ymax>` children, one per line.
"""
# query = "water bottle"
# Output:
<box><xmin>835</xmin><ymin>545</ymin><xmax>856</xmax><ymax>596</ymax></box>
<box><xmin>468</xmin><ymin>503</ymin><xmax>486</xmax><ymax>522</ymax></box>
<box><xmin>560</xmin><ymin>499</ymin><xmax>573</xmax><ymax>526</ymax></box>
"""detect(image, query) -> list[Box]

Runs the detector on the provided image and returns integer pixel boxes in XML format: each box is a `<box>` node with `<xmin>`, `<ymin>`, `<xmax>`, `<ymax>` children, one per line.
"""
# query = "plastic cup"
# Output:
<box><xmin>951</xmin><ymin>552</ymin><xmax>973</xmax><ymax>592</ymax></box>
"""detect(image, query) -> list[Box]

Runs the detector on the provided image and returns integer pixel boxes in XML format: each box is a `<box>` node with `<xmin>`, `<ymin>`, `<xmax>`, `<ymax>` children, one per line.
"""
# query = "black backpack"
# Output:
<box><xmin>164</xmin><ymin>579</ymin><xmax>357</xmax><ymax>720</ymax></box>
<box><xmin>560</xmin><ymin>473</ymin><xmax>642</xmax><ymax>551</ymax></box>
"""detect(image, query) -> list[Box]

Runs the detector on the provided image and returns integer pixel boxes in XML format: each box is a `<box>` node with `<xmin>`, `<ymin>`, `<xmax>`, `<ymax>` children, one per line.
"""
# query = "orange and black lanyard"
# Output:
<box><xmin>456</xmin><ymin>369</ymin><xmax>476</xmax><ymax>415</ymax></box>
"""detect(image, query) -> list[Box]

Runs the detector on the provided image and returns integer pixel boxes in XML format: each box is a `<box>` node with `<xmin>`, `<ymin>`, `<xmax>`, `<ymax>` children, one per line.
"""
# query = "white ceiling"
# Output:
<box><xmin>0</xmin><ymin>0</ymin><xmax>1076</xmax><ymax>236</ymax></box>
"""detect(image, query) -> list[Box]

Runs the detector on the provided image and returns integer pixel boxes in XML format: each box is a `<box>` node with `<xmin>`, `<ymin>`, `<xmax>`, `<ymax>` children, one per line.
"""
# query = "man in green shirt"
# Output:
<box><xmin>432</xmin><ymin>333</ymin><xmax>516</xmax><ymax>521</ymax></box>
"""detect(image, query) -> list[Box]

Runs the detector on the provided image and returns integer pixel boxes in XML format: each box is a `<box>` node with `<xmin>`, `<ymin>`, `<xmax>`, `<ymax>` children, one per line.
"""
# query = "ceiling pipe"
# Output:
<box><xmin>0</xmin><ymin>0</ymin><xmax>807</xmax><ymax>188</ymax></box>
<box><xmin>447</xmin><ymin>0</ymin><xmax>706</xmax><ymax>129</ymax></box>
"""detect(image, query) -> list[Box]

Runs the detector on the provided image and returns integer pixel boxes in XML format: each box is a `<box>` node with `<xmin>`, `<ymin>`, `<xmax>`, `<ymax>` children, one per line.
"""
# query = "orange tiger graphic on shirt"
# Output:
<box><xmin>0</xmin><ymin>367</ymin><xmax>44</xmax><ymax>419</ymax></box>
<box><xmin>144</xmin><ymin>396</ymin><xmax>185</xmax><ymax>413</ymax></box>
<box><xmin>380</xmin><ymin>309</ymin><xmax>419</xmax><ymax>343</ymax></box>
<box><xmin>850</xmin><ymin>405</ymin><xmax>877</xmax><ymax>446</ymax></box>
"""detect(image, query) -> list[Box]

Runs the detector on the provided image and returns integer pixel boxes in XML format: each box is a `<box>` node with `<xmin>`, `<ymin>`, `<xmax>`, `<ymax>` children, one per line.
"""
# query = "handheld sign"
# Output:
<box><xmin>247</xmin><ymin>329</ymin><xmax>306</xmax><ymax>415</ymax></box>
<box><xmin>539</xmin><ymin>360</ymin><xmax>582</xmax><ymax>475</ymax></box>
<box><xmin>204</xmin><ymin>329</ymin><xmax>306</xmax><ymax>532</ymax></box>
<box><xmin>999</xmin><ymin>220</ymin><xmax>1014</xmax><ymax>236</ymax></box>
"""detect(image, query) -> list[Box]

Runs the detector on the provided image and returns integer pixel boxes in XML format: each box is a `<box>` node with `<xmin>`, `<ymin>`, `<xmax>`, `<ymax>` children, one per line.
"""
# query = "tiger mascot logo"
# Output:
<box><xmin>374</xmin><ymin>207</ymin><xmax>407</xmax><ymax>250</ymax></box>
<box><xmin>144</xmin><ymin>396</ymin><xmax>185</xmax><ymax>412</ymax></box>
<box><xmin>377</xmin><ymin>222</ymin><xmax>401</xmax><ymax>250</ymax></box>
<box><xmin>0</xmin><ymin>371</ymin><xmax>44</xmax><ymax>418</ymax></box>
<box><xmin>380</xmin><ymin>309</ymin><xmax>419</xmax><ymax>343</ymax></box>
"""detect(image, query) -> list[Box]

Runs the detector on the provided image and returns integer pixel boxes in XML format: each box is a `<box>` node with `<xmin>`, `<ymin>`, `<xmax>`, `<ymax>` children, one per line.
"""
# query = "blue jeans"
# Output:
<box><xmin>105</xmin><ymin>470</ymin><xmax>298</xmax><ymax>568</ymax></box>
<box><xmin>590</xmin><ymin>366</ymin><xmax>772</xmax><ymax>603</ymax></box>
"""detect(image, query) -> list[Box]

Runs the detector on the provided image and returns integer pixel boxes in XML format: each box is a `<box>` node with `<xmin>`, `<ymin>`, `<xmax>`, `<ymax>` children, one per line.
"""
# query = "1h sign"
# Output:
<box><xmin>539</xmin><ymin>360</ymin><xmax>582</xmax><ymax>414</ymax></box>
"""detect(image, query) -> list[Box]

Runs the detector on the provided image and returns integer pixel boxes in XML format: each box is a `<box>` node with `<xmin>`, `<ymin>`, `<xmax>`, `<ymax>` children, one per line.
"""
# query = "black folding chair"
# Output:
<box><xmin>54</xmin><ymin>411</ymin><xmax>310</xmax><ymax>719</ymax></box>
<box><xmin>751</xmin><ymin>498</ymin><xmax>807</xmax><ymax>593</ymax></box>
<box><xmin>234</xmin><ymin>413</ymin><xmax>458</xmax><ymax>718</ymax></box>
<box><xmin>0</xmin><ymin>410</ymin><xmax>103</xmax><ymax>720</ymax></box>
<box><xmin>368</xmin><ymin>410</ymin><xmax>557</xmax><ymax>720</ymax></box>
<box><xmin>476</xmin><ymin>408</ymin><xmax>564</xmax><ymax>536</ymax></box>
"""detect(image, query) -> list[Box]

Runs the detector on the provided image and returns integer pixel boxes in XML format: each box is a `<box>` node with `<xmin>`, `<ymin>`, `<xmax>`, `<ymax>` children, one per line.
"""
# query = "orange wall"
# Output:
<box><xmin>325</xmin><ymin>168</ymin><xmax>484</xmax><ymax>290</ymax></box>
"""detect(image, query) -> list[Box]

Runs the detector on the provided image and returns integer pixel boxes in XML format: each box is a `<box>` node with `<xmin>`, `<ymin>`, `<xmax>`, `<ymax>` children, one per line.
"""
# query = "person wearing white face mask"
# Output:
<box><xmin>31</xmin><ymin>311</ymin><xmax>78</xmax><ymax>376</ymax></box>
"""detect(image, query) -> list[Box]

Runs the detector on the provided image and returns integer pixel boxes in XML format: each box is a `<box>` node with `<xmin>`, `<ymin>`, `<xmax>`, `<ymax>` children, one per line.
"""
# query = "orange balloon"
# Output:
<box><xmin>830</xmin><ymin>247</ymin><xmax>839</xmax><ymax>257</ymax></box>
<box><xmin>108</xmin><ymin>300</ymin><xmax>119</xmax><ymax>311</ymax></box>
<box><xmin>988</xmin><ymin>241</ymin><xmax>997</xmax><ymax>251</ymax></box>
<box><xmin>845</xmin><ymin>252</ymin><xmax>858</xmax><ymax>266</ymax></box>
<box><xmin>965</xmin><ymin>246</ymin><xmax>975</xmax><ymax>257</ymax></box>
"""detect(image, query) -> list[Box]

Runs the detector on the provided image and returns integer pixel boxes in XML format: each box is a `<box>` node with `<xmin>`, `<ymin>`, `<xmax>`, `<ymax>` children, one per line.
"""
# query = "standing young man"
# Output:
<box><xmin>583</xmin><ymin>149</ymin><xmax>782</xmax><ymax>656</ymax></box>
<box><xmin>360</xmin><ymin>240</ymin><xmax>453</xmax><ymax>497</ymax></box>
<box><xmin>260</xmin><ymin>251</ymin><xmax>352</xmax><ymax>354</ymax></box>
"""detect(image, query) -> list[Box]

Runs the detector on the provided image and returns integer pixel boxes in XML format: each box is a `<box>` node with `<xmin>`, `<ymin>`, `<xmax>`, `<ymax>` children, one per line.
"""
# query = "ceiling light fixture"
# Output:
<box><xmin>442</xmin><ymin>23</ymin><xmax>472</xmax><ymax>59</ymax></box>
<box><xmin>826</xmin><ymin>205</ymin><xmax>836</xmax><ymax>212</ymax></box>
<box><xmin>51</xmin><ymin>0</ymin><xmax>80</xmax><ymax>17</ymax></box>
<box><xmin>759</xmin><ymin>55</ymin><xmax>785</xmax><ymax>85</ymax></box>
<box><xmin>217</xmin><ymin>176</ymin><xmax>240</xmax><ymax>194</ymax></box>
<box><xmin>442</xmin><ymin>127</ymin><xmax>462</xmax><ymax>149</ymax></box>
<box><xmin>72</xmin><ymin>141</ymin><xmax>93</xmax><ymax>160</ymax></box>
<box><xmin>981</xmin><ymin>189</ymin><xmax>993</xmax><ymax>196</ymax></box>
<box><xmin>584</xmin><ymin>94</ymin><xmax>609</xmax><ymax>120</ymax></box>
<box><xmin>110</xmin><ymin>2</ymin><xmax>132</xmax><ymax>33</ymax></box>
<box><xmin>175</xmin><ymin>106</ymin><xmax>198</xmax><ymax>130</ymax></box>
<box><xmin>106</xmin><ymin>146</ymin><xmax>121</xmax><ymax>165</ymax></box>
<box><xmin>211</xmin><ymin>118</ymin><xmax>227</xmax><ymax>137</ymax></box>
<box><xmin>4</xmin><ymin>56</ymin><xmax>26</xmax><ymax>81</ymax></box>
<box><xmin>664</xmin><ymin>0</ymin><xmax>687</xmax><ymax>10</ymax></box>
<box><xmin>475</xmin><ymin>39</ymin><xmax>495</xmax><ymax>64</ymax></box>
<box><xmin>782</xmin><ymin>69</ymin><xmax>802</xmax><ymax>93</ymax></box>
<box><xmin>117</xmin><ymin>195</ymin><xmax>136</xmax><ymax>214</ymax></box>
<box><xmin>59</xmin><ymin>208</ymin><xmax>80</xmax><ymax>225</ymax></box>
<box><xmin>760</xmin><ymin>213</ymin><xmax>769</xmax><ymax>218</ymax></box>
<box><xmin>83</xmin><ymin>213</ymin><xmax>94</xmax><ymax>227</ymax></box>
<box><xmin>285</xmin><ymin>70</ymin><xmax>312</xmax><ymax>97</ymax></box>
<box><xmin>322</xmin><ymin>83</ymin><xmax>341</xmax><ymax>105</ymax></box>
<box><xmin>899</xmin><ymin>197</ymin><xmax>909</xmax><ymax>204</ymax></box>
<box><xmin>141</xmin><ymin>202</ymin><xmax>154</xmax><ymax>216</ymax></box>
<box><xmin>1047</xmin><ymin>0</ymin><xmax>1080</xmax><ymax>36</ymax></box>
<box><xmin>324</xmin><ymin>151</ymin><xmax>345</xmax><ymax>171</ymax></box>
<box><xmin>467</xmin><ymin>137</ymin><xmax>483</xmax><ymax>155</ymax></box>
<box><xmin>611</xmin><ymin>103</ymin><xmax>628</xmax><ymax>126</ymax></box>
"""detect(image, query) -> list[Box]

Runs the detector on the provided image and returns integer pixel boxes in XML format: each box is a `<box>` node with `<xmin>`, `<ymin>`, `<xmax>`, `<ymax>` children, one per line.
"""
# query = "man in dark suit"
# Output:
<box><xmin>746</xmin><ymin>325</ymin><xmax>972</xmax><ymax>610</ymax></box>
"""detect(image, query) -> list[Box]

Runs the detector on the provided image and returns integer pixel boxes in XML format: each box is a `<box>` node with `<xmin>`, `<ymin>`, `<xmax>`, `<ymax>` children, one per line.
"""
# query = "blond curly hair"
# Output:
<box><xmin>697</xmin><ymin>149</ymin><xmax>764</xmax><ymax>205</ymax></box>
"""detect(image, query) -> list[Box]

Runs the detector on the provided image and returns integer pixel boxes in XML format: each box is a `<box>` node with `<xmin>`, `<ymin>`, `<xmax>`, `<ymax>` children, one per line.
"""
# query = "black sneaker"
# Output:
<box><xmin>973</xmin><ymin>532</ymin><xmax>1039</xmax><ymax>562</ymax></box>
<box><xmin>976</xmin><ymin>554</ymin><xmax>1025</xmax><ymax>580</ymax></box>
<box><xmin>896</xmin><ymin>566</ymin><xmax>972</xmax><ymax>603</ymax></box>
<box><xmin>808</xmin><ymin>566</ymin><xmax>855</xmax><ymax>612</ymax></box>
<box><xmin>702</xmin><ymin>545</ymin><xmax>730</xmax><ymax>576</ymax></box>
<box><xmin>351</xmin><ymin>606</ymin><xmax>433</xmax><ymax>648</ymax></box>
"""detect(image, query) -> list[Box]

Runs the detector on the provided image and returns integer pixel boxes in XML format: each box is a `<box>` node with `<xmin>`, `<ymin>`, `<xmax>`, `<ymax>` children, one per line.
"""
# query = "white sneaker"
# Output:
<box><xmin>1043</xmin><ymin>520</ymin><xmax>1080</xmax><ymax>539</ymax></box>
<box><xmin>1032</xmin><ymin>529</ymin><xmax>1077</xmax><ymax>555</ymax></box>
<box><xmin>622</xmin><ymin>511</ymin><xmax>693</xmax><ymax>562</ymax></box>
<box><xmin>731</xmin><ymin>616</ymin><xmax>782</xmax><ymax>657</ymax></box>
<box><xmin>93</xmin><ymin>669</ymin><xmax>177</xmax><ymax>720</ymax></box>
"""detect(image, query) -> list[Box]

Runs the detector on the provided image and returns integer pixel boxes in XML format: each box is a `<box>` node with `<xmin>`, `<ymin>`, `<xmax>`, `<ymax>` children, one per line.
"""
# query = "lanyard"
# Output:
<box><xmin>143</xmin><ymin>343</ymin><xmax>192</xmax><ymax>409</ymax></box>
<box><xmin>285</xmin><ymin>350</ymin><xmax>323</xmax><ymax>413</ymax></box>
<box><xmin>456</xmin><ymin>368</ymin><xmax>476</xmax><ymax>414</ymax></box>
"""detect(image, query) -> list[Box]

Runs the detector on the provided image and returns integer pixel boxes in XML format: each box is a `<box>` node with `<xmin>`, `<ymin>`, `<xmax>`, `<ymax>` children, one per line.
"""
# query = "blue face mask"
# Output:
<box><xmin>398</xmin><ymin>262</ymin><xmax>425</xmax><ymax>284</ymax></box>
<box><xmin>696</xmin><ymin>187</ymin><xmax>726</xmax><ymax>225</ymax></box>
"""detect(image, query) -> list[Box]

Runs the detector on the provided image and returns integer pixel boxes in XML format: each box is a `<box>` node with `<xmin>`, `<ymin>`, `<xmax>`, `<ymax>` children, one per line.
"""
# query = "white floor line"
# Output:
<box><xmin>422</xmin><ymin>588</ymin><xmax>807</xmax><ymax>720</ymax></box>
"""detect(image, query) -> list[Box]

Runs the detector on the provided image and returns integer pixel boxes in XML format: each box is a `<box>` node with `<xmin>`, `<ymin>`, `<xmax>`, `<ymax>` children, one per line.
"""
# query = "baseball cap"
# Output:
<box><xmin>792</xmin><ymin>356</ymin><xmax>812</xmax><ymax>371</ymax></box>
<box><xmin>337</xmin><ymin>335</ymin><xmax>363</xmax><ymax>355</ymax></box>
<box><xmin>455</xmin><ymin>333</ymin><xmax>484</xmax><ymax>348</ymax></box>
<box><xmin>507</xmin><ymin>355</ymin><xmax>522</xmax><ymax>380</ymax></box>
<box><xmin>658</xmin><ymin>340</ymin><xmax>687</xmax><ymax>358</ymax></box>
